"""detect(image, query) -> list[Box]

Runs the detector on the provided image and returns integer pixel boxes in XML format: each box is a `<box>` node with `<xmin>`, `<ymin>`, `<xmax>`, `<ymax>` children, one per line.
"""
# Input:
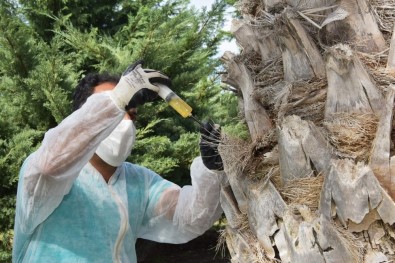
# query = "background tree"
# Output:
<box><xmin>0</xmin><ymin>0</ymin><xmax>238</xmax><ymax>261</ymax></box>
<box><xmin>219</xmin><ymin>0</ymin><xmax>395</xmax><ymax>262</ymax></box>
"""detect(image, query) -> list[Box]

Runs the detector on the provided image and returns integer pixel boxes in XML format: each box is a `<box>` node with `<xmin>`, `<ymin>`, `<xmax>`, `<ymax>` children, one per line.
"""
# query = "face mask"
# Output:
<box><xmin>96</xmin><ymin>120</ymin><xmax>136</xmax><ymax>167</ymax></box>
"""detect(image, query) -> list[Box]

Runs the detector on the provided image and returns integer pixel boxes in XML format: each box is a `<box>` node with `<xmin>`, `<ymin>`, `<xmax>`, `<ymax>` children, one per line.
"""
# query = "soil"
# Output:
<box><xmin>136</xmin><ymin>229</ymin><xmax>231</xmax><ymax>263</ymax></box>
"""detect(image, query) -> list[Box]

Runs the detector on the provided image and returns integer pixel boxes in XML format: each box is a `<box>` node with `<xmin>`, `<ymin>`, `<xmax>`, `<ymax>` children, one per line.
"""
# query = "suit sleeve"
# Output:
<box><xmin>16</xmin><ymin>92</ymin><xmax>124</xmax><ymax>234</ymax></box>
<box><xmin>138</xmin><ymin>157</ymin><xmax>225</xmax><ymax>243</ymax></box>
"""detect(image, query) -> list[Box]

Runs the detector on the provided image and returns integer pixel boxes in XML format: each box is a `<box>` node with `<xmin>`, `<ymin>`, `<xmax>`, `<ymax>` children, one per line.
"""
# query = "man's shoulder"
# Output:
<box><xmin>122</xmin><ymin>161</ymin><xmax>150</xmax><ymax>173</ymax></box>
<box><xmin>121</xmin><ymin>162</ymin><xmax>163</xmax><ymax>181</ymax></box>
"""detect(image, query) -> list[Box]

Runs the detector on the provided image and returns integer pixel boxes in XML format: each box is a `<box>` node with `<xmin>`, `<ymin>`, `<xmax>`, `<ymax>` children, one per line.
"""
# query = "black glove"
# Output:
<box><xmin>123</xmin><ymin>60</ymin><xmax>172</xmax><ymax>109</ymax></box>
<box><xmin>199</xmin><ymin>121</ymin><xmax>224</xmax><ymax>171</ymax></box>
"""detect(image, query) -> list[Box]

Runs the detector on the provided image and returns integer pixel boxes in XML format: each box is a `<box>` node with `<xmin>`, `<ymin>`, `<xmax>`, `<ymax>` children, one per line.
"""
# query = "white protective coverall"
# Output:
<box><xmin>12</xmin><ymin>92</ymin><xmax>225</xmax><ymax>263</ymax></box>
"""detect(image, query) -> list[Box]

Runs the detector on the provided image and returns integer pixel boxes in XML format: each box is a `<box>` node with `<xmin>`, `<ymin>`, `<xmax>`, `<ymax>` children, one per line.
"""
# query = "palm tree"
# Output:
<box><xmin>219</xmin><ymin>0</ymin><xmax>395</xmax><ymax>262</ymax></box>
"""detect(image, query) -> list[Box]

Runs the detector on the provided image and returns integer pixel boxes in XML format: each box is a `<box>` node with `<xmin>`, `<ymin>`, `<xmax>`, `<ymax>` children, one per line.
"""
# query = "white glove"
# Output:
<box><xmin>110</xmin><ymin>60</ymin><xmax>171</xmax><ymax>109</ymax></box>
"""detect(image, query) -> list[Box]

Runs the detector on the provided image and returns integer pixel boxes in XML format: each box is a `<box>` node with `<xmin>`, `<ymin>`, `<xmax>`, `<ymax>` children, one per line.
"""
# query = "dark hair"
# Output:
<box><xmin>72</xmin><ymin>72</ymin><xmax>120</xmax><ymax>112</ymax></box>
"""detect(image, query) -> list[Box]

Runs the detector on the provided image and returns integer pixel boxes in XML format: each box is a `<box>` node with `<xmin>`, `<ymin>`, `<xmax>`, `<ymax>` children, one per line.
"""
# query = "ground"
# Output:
<box><xmin>136</xmin><ymin>229</ymin><xmax>230</xmax><ymax>263</ymax></box>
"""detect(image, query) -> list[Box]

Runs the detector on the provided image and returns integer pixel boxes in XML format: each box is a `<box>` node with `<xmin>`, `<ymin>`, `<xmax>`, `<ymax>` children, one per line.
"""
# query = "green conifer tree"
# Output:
<box><xmin>0</xmin><ymin>0</ymin><xmax>238</xmax><ymax>260</ymax></box>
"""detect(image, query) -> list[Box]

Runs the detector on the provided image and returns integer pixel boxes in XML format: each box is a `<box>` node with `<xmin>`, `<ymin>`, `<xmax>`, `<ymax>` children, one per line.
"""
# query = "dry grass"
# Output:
<box><xmin>323</xmin><ymin>113</ymin><xmax>379</xmax><ymax>162</ymax></box>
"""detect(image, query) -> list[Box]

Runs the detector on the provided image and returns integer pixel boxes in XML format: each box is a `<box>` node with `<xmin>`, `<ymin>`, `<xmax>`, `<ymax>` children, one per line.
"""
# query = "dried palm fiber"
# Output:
<box><xmin>284</xmin><ymin>102</ymin><xmax>325</xmax><ymax>124</ymax></box>
<box><xmin>358</xmin><ymin>51</ymin><xmax>395</xmax><ymax>94</ymax></box>
<box><xmin>254</xmin><ymin>79</ymin><xmax>327</xmax><ymax>124</ymax></box>
<box><xmin>252</xmin><ymin>8</ymin><xmax>277</xmax><ymax>26</ymax></box>
<box><xmin>219</xmin><ymin>130</ymin><xmax>277</xmax><ymax>178</ymax></box>
<box><xmin>322</xmin><ymin>113</ymin><xmax>379</xmax><ymax>162</ymax></box>
<box><xmin>243</xmin><ymin>235</ymin><xmax>275</xmax><ymax>263</ymax></box>
<box><xmin>252</xmin><ymin>82</ymin><xmax>285</xmax><ymax>119</ymax></box>
<box><xmin>253</xmin><ymin>56</ymin><xmax>283</xmax><ymax>88</ymax></box>
<box><xmin>219</xmin><ymin>133</ymin><xmax>254</xmax><ymax>215</ymax></box>
<box><xmin>239</xmin><ymin>47</ymin><xmax>283</xmax><ymax>88</ymax></box>
<box><xmin>235</xmin><ymin>5</ymin><xmax>276</xmax><ymax>27</ymax></box>
<box><xmin>332</xmin><ymin>221</ymin><xmax>366</xmax><ymax>262</ymax></box>
<box><xmin>231</xmin><ymin>10</ymin><xmax>283</xmax><ymax>88</ymax></box>
<box><xmin>219</xmin><ymin>134</ymin><xmax>253</xmax><ymax>176</ymax></box>
<box><xmin>235</xmin><ymin>0</ymin><xmax>262</xmax><ymax>17</ymax></box>
<box><xmin>370</xmin><ymin>0</ymin><xmax>395</xmax><ymax>39</ymax></box>
<box><xmin>245</xmin><ymin>159</ymin><xmax>279</xmax><ymax>183</ymax></box>
<box><xmin>215</xmin><ymin>216</ymin><xmax>242</xmax><ymax>258</ymax></box>
<box><xmin>296</xmin><ymin>4</ymin><xmax>339</xmax><ymax>29</ymax></box>
<box><xmin>220</xmin><ymin>212</ymin><xmax>276</xmax><ymax>263</ymax></box>
<box><xmin>284</xmin><ymin>78</ymin><xmax>326</xmax><ymax>105</ymax></box>
<box><xmin>216</xmin><ymin>228</ymin><xmax>228</xmax><ymax>258</ymax></box>
<box><xmin>233</xmin><ymin>213</ymin><xmax>250</xmax><ymax>232</ymax></box>
<box><xmin>218</xmin><ymin>134</ymin><xmax>278</xmax><ymax>263</ymax></box>
<box><xmin>282</xmin><ymin>79</ymin><xmax>327</xmax><ymax>123</ymax></box>
<box><xmin>277</xmin><ymin>173</ymin><xmax>324</xmax><ymax>211</ymax></box>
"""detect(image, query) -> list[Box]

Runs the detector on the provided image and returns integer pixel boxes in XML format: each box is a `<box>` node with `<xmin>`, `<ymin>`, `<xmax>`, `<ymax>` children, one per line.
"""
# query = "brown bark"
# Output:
<box><xmin>274</xmin><ymin>213</ymin><xmax>355</xmax><ymax>263</ymax></box>
<box><xmin>324</xmin><ymin>0</ymin><xmax>386</xmax><ymax>53</ymax></box>
<box><xmin>325</xmin><ymin>44</ymin><xmax>384</xmax><ymax>118</ymax></box>
<box><xmin>221</xmin><ymin>51</ymin><xmax>273</xmax><ymax>141</ymax></box>
<box><xmin>246</xmin><ymin>180</ymin><xmax>286</xmax><ymax>259</ymax></box>
<box><xmin>278</xmin><ymin>11</ymin><xmax>325</xmax><ymax>81</ymax></box>
<box><xmin>370</xmin><ymin>85</ymin><xmax>395</xmax><ymax>200</ymax></box>
<box><xmin>387</xmin><ymin>25</ymin><xmax>395</xmax><ymax>75</ymax></box>
<box><xmin>220</xmin><ymin>185</ymin><xmax>243</xmax><ymax>228</ymax></box>
<box><xmin>320</xmin><ymin>160</ymin><xmax>383</xmax><ymax>225</ymax></box>
<box><xmin>231</xmin><ymin>19</ymin><xmax>280</xmax><ymax>62</ymax></box>
<box><xmin>278</xmin><ymin>115</ymin><xmax>333</xmax><ymax>183</ymax></box>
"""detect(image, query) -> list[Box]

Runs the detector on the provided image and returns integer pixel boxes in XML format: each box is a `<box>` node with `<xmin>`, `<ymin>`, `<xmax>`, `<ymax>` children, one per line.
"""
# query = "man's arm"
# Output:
<box><xmin>137</xmin><ymin>157</ymin><xmax>225</xmax><ymax>243</ymax></box>
<box><xmin>19</xmin><ymin>92</ymin><xmax>124</xmax><ymax>233</ymax></box>
<box><xmin>29</xmin><ymin>93</ymin><xmax>124</xmax><ymax>178</ymax></box>
<box><xmin>138</xmin><ymin>122</ymin><xmax>226</xmax><ymax>243</ymax></box>
<box><xmin>173</xmin><ymin>157</ymin><xmax>225</xmax><ymax>235</ymax></box>
<box><xmin>17</xmin><ymin>62</ymin><xmax>171</xmax><ymax>233</ymax></box>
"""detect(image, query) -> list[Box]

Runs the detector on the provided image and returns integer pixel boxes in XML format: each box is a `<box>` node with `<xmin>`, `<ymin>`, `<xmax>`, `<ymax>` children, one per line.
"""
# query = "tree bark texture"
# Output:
<box><xmin>219</xmin><ymin>0</ymin><xmax>395</xmax><ymax>262</ymax></box>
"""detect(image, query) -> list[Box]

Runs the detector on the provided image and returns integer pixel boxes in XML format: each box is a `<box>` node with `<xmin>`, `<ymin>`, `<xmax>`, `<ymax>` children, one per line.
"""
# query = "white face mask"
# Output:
<box><xmin>96</xmin><ymin>120</ymin><xmax>136</xmax><ymax>167</ymax></box>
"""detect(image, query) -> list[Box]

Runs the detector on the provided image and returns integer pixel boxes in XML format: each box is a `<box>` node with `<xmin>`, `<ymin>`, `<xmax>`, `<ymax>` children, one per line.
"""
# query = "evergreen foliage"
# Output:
<box><xmin>0</xmin><ymin>0</ymin><xmax>239</xmax><ymax>260</ymax></box>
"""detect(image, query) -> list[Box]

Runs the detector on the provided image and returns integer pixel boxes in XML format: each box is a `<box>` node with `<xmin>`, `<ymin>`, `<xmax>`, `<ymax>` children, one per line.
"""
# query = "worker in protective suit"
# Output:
<box><xmin>12</xmin><ymin>61</ymin><xmax>225</xmax><ymax>263</ymax></box>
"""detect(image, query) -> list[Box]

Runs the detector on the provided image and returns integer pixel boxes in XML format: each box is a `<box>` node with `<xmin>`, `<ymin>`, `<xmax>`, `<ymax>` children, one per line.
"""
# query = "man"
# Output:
<box><xmin>12</xmin><ymin>62</ymin><xmax>225</xmax><ymax>262</ymax></box>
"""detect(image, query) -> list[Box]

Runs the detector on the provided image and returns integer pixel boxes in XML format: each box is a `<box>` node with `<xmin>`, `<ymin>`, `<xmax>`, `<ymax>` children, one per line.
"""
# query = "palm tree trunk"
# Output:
<box><xmin>220</xmin><ymin>0</ymin><xmax>395</xmax><ymax>262</ymax></box>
